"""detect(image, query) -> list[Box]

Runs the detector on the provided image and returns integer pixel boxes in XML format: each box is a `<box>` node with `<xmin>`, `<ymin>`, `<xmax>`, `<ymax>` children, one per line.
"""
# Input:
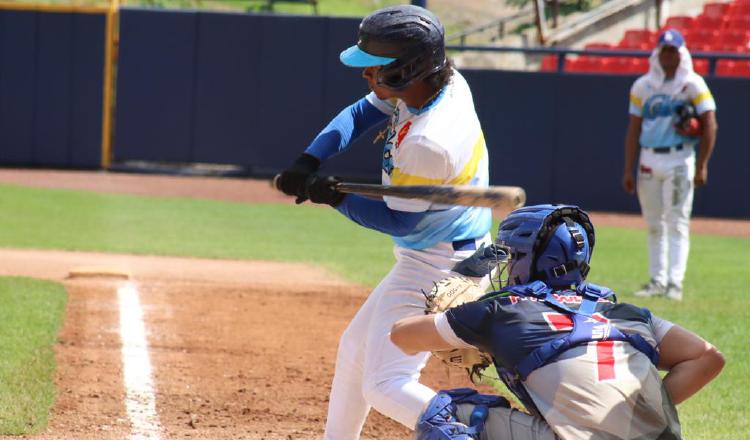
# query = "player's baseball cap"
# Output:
<box><xmin>339</xmin><ymin>45</ymin><xmax>397</xmax><ymax>67</ymax></box>
<box><xmin>657</xmin><ymin>29</ymin><xmax>685</xmax><ymax>48</ymax></box>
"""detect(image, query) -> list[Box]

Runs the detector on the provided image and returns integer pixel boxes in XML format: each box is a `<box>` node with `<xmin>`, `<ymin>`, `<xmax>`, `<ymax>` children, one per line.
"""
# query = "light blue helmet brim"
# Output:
<box><xmin>339</xmin><ymin>45</ymin><xmax>397</xmax><ymax>67</ymax></box>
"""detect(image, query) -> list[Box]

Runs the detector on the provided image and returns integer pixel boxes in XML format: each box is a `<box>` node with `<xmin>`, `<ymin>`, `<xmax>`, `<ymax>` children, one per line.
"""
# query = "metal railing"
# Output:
<box><xmin>446</xmin><ymin>6</ymin><xmax>535</xmax><ymax>46</ymax></box>
<box><xmin>447</xmin><ymin>44</ymin><xmax>750</xmax><ymax>76</ymax></box>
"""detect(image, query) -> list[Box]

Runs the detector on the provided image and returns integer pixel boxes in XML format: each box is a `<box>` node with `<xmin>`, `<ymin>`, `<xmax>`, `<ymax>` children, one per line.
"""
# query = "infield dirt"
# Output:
<box><xmin>0</xmin><ymin>169</ymin><xmax>746</xmax><ymax>440</ymax></box>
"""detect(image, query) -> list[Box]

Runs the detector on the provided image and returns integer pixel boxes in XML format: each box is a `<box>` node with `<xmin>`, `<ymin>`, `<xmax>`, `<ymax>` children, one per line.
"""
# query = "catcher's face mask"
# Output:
<box><xmin>490</xmin><ymin>244</ymin><xmax>512</xmax><ymax>290</ymax></box>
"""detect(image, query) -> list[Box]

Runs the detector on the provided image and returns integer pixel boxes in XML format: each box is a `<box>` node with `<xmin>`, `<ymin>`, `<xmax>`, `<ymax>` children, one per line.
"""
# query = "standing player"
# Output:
<box><xmin>391</xmin><ymin>204</ymin><xmax>725</xmax><ymax>439</ymax></box>
<box><xmin>622</xmin><ymin>29</ymin><xmax>718</xmax><ymax>301</ymax></box>
<box><xmin>275</xmin><ymin>5</ymin><xmax>493</xmax><ymax>439</ymax></box>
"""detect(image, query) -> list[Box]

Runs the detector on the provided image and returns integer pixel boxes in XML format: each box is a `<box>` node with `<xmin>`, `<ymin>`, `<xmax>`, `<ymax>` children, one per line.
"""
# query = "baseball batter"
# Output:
<box><xmin>275</xmin><ymin>5</ymin><xmax>493</xmax><ymax>439</ymax></box>
<box><xmin>622</xmin><ymin>29</ymin><xmax>718</xmax><ymax>301</ymax></box>
<box><xmin>391</xmin><ymin>205</ymin><xmax>725</xmax><ymax>440</ymax></box>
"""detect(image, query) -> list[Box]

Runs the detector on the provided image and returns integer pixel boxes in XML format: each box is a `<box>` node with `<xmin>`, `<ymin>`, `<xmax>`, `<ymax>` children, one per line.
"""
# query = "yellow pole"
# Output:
<box><xmin>100</xmin><ymin>0</ymin><xmax>119</xmax><ymax>169</ymax></box>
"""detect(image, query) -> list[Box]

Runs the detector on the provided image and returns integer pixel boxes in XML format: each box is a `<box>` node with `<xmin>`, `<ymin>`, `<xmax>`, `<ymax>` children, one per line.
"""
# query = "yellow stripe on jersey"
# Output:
<box><xmin>390</xmin><ymin>168</ymin><xmax>445</xmax><ymax>186</ymax></box>
<box><xmin>692</xmin><ymin>90</ymin><xmax>713</xmax><ymax>106</ymax></box>
<box><xmin>630</xmin><ymin>94</ymin><xmax>642</xmax><ymax>108</ymax></box>
<box><xmin>390</xmin><ymin>133</ymin><xmax>486</xmax><ymax>187</ymax></box>
<box><xmin>448</xmin><ymin>133</ymin><xmax>486</xmax><ymax>185</ymax></box>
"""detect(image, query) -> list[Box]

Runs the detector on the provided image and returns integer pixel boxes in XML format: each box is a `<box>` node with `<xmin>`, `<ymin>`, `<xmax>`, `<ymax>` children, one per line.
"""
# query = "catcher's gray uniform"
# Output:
<box><xmin>455</xmin><ymin>405</ymin><xmax>556</xmax><ymax>440</ymax></box>
<box><xmin>438</xmin><ymin>311</ymin><xmax>678</xmax><ymax>440</ymax></box>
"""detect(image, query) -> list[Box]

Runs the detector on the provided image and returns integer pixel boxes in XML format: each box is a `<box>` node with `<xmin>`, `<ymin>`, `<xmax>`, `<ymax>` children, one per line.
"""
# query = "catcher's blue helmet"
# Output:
<box><xmin>497</xmin><ymin>204</ymin><xmax>594</xmax><ymax>288</ymax></box>
<box><xmin>339</xmin><ymin>5</ymin><xmax>446</xmax><ymax>90</ymax></box>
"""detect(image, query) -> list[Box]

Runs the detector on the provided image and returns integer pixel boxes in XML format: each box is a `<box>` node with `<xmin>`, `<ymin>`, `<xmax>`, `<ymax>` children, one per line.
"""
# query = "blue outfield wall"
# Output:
<box><xmin>113</xmin><ymin>9</ymin><xmax>748</xmax><ymax>219</ymax></box>
<box><xmin>0</xmin><ymin>10</ymin><xmax>104</xmax><ymax>167</ymax></box>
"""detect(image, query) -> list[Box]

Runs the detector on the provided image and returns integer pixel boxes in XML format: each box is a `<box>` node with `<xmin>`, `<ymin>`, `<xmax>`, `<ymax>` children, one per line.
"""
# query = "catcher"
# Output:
<box><xmin>391</xmin><ymin>204</ymin><xmax>725</xmax><ymax>439</ymax></box>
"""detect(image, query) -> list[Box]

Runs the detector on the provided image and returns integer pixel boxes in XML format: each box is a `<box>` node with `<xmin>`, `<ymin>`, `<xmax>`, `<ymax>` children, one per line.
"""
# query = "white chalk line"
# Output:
<box><xmin>118</xmin><ymin>282</ymin><xmax>163</xmax><ymax>440</ymax></box>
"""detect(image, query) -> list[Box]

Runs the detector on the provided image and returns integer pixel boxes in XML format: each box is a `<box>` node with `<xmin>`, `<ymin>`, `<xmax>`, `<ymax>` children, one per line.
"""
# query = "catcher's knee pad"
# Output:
<box><xmin>415</xmin><ymin>392</ymin><xmax>476</xmax><ymax>440</ymax></box>
<box><xmin>415</xmin><ymin>388</ymin><xmax>507</xmax><ymax>440</ymax></box>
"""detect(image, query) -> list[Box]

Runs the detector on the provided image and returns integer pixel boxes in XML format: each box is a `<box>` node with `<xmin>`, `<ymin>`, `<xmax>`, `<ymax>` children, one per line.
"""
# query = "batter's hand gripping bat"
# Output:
<box><xmin>272</xmin><ymin>175</ymin><xmax>526</xmax><ymax>209</ymax></box>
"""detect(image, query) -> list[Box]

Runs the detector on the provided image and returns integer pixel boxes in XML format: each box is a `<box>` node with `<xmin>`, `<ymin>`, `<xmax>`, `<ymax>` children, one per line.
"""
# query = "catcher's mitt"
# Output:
<box><xmin>674</xmin><ymin>103</ymin><xmax>702</xmax><ymax>138</ymax></box>
<box><xmin>423</xmin><ymin>276</ymin><xmax>493</xmax><ymax>379</ymax></box>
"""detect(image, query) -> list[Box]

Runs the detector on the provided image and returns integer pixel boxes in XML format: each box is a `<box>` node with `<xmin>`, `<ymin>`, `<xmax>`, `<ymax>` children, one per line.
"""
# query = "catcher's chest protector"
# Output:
<box><xmin>489</xmin><ymin>281</ymin><xmax>660</xmax><ymax>416</ymax></box>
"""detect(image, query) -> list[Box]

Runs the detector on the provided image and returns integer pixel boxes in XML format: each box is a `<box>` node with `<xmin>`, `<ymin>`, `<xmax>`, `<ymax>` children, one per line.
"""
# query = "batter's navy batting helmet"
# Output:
<box><xmin>339</xmin><ymin>5</ymin><xmax>447</xmax><ymax>90</ymax></box>
<box><xmin>497</xmin><ymin>204</ymin><xmax>595</xmax><ymax>288</ymax></box>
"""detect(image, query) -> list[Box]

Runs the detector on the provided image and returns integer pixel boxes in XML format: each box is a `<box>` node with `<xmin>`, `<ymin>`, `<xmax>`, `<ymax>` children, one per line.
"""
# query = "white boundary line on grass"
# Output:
<box><xmin>118</xmin><ymin>282</ymin><xmax>163</xmax><ymax>440</ymax></box>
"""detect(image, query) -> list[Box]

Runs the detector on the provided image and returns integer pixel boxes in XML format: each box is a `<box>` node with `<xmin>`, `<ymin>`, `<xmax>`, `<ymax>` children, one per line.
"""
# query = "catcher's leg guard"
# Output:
<box><xmin>414</xmin><ymin>388</ymin><xmax>509</xmax><ymax>440</ymax></box>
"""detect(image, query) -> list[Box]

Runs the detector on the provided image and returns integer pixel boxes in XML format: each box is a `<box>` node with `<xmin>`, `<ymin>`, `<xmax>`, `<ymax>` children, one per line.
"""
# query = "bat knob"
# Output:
<box><xmin>271</xmin><ymin>174</ymin><xmax>282</xmax><ymax>191</ymax></box>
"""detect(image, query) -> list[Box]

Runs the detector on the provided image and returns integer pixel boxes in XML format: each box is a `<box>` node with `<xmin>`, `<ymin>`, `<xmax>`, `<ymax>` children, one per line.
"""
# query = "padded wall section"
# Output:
<box><xmin>463</xmin><ymin>70</ymin><xmax>558</xmax><ymax>205</ymax></box>
<box><xmin>0</xmin><ymin>10</ymin><xmax>103</xmax><ymax>167</ymax></box>
<box><xmin>190</xmin><ymin>12</ymin><xmax>264</xmax><ymax>164</ymax></box>
<box><xmin>116</xmin><ymin>8</ymin><xmax>197</xmax><ymax>162</ymax></box>
<box><xmin>317</xmin><ymin>17</ymin><xmax>384</xmax><ymax>180</ymax></box>
<box><xmin>553</xmin><ymin>74</ymin><xmax>638</xmax><ymax>212</ymax></box>
<box><xmin>0</xmin><ymin>11</ymin><xmax>37</xmax><ymax>164</ymax></box>
<box><xmin>691</xmin><ymin>78</ymin><xmax>748</xmax><ymax>218</ymax></box>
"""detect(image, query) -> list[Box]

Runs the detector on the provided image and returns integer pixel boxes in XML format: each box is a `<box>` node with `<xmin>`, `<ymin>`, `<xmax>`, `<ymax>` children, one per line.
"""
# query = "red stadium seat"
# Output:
<box><xmin>687</xmin><ymin>28</ymin><xmax>720</xmax><ymax>47</ymax></box>
<box><xmin>584</xmin><ymin>42</ymin><xmax>613</xmax><ymax>50</ymax></box>
<box><xmin>565</xmin><ymin>56</ymin><xmax>603</xmax><ymax>73</ymax></box>
<box><xmin>664</xmin><ymin>16</ymin><xmax>696</xmax><ymax>32</ymax></box>
<box><xmin>690</xmin><ymin>43</ymin><xmax>714</xmax><ymax>53</ymax></box>
<box><xmin>703</xmin><ymin>2</ymin><xmax>731</xmax><ymax>19</ymax></box>
<box><xmin>716</xmin><ymin>59</ymin><xmax>734</xmax><ymax>75</ymax></box>
<box><xmin>540</xmin><ymin>55</ymin><xmax>559</xmax><ymax>72</ymax></box>
<box><xmin>716</xmin><ymin>59</ymin><xmax>750</xmax><ymax>76</ymax></box>
<box><xmin>727</xmin><ymin>15</ymin><xmax>750</xmax><ymax>29</ymax></box>
<box><xmin>618</xmin><ymin>41</ymin><xmax>651</xmax><ymax>50</ymax></box>
<box><xmin>695</xmin><ymin>14</ymin><xmax>727</xmax><ymax>29</ymax></box>
<box><xmin>620</xmin><ymin>29</ymin><xmax>655</xmax><ymax>47</ymax></box>
<box><xmin>693</xmin><ymin>58</ymin><xmax>710</xmax><ymax>75</ymax></box>
<box><xmin>718</xmin><ymin>29</ymin><xmax>750</xmax><ymax>48</ymax></box>
<box><xmin>632</xmin><ymin>57</ymin><xmax>649</xmax><ymax>73</ymax></box>
<box><xmin>729</xmin><ymin>3</ymin><xmax>750</xmax><ymax>17</ymax></box>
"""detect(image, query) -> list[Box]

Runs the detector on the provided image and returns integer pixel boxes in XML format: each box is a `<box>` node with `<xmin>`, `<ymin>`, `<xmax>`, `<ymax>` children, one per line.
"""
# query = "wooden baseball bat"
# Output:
<box><xmin>271</xmin><ymin>174</ymin><xmax>526</xmax><ymax>209</ymax></box>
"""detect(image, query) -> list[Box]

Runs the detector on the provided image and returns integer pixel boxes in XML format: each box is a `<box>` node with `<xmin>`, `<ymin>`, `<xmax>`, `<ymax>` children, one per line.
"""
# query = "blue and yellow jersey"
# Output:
<box><xmin>367</xmin><ymin>70</ymin><xmax>492</xmax><ymax>249</ymax></box>
<box><xmin>629</xmin><ymin>72</ymin><xmax>716</xmax><ymax>148</ymax></box>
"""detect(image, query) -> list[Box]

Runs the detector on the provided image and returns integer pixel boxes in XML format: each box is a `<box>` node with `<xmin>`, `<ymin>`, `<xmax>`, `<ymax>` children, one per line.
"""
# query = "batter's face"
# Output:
<box><xmin>362</xmin><ymin>66</ymin><xmax>398</xmax><ymax>100</ymax></box>
<box><xmin>659</xmin><ymin>45</ymin><xmax>680</xmax><ymax>74</ymax></box>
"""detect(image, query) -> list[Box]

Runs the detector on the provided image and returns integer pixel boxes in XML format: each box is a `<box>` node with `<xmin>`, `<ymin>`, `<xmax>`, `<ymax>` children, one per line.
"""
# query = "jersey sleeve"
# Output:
<box><xmin>443</xmin><ymin>299</ymin><xmax>496</xmax><ymax>353</ymax></box>
<box><xmin>384</xmin><ymin>136</ymin><xmax>451</xmax><ymax>212</ymax></box>
<box><xmin>629</xmin><ymin>79</ymin><xmax>644</xmax><ymax>117</ymax></box>
<box><xmin>687</xmin><ymin>75</ymin><xmax>717</xmax><ymax>115</ymax></box>
<box><xmin>434</xmin><ymin>313</ymin><xmax>477</xmax><ymax>349</ymax></box>
<box><xmin>304</xmin><ymin>96</ymin><xmax>389</xmax><ymax>161</ymax></box>
<box><xmin>650</xmin><ymin>314</ymin><xmax>675</xmax><ymax>344</ymax></box>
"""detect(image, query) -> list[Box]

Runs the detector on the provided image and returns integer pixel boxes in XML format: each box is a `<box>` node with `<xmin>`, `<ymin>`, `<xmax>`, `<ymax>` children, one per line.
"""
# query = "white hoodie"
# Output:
<box><xmin>628</xmin><ymin>45</ymin><xmax>716</xmax><ymax>148</ymax></box>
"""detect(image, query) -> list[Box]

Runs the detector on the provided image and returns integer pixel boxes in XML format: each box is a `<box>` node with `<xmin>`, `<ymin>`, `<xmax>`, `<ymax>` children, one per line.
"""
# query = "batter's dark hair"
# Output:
<box><xmin>425</xmin><ymin>58</ymin><xmax>454</xmax><ymax>89</ymax></box>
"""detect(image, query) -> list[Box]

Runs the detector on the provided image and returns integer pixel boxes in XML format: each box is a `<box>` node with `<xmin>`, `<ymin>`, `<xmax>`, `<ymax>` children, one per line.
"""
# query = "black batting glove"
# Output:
<box><xmin>277</xmin><ymin>153</ymin><xmax>321</xmax><ymax>203</ymax></box>
<box><xmin>304</xmin><ymin>174</ymin><xmax>346</xmax><ymax>207</ymax></box>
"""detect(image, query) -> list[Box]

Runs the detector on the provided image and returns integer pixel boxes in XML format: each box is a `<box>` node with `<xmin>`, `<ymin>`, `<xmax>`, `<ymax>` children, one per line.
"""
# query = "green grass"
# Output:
<box><xmin>0</xmin><ymin>182</ymin><xmax>747</xmax><ymax>438</ymax></box>
<box><xmin>0</xmin><ymin>277</ymin><xmax>67</xmax><ymax>434</ymax></box>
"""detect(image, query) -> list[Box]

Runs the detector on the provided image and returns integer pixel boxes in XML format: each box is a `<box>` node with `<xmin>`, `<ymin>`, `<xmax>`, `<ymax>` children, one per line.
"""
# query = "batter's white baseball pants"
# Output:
<box><xmin>322</xmin><ymin>234</ymin><xmax>490</xmax><ymax>440</ymax></box>
<box><xmin>637</xmin><ymin>147</ymin><xmax>695</xmax><ymax>288</ymax></box>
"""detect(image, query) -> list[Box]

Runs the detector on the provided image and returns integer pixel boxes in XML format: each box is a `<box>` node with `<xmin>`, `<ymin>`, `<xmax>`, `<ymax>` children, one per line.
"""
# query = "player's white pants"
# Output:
<box><xmin>455</xmin><ymin>404</ymin><xmax>557</xmax><ymax>440</ymax></box>
<box><xmin>323</xmin><ymin>235</ymin><xmax>491</xmax><ymax>440</ymax></box>
<box><xmin>637</xmin><ymin>147</ymin><xmax>695</xmax><ymax>288</ymax></box>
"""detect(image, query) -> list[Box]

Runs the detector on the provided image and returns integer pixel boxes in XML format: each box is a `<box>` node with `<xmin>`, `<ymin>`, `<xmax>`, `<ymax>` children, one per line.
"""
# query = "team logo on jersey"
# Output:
<box><xmin>643</xmin><ymin>94</ymin><xmax>686</xmax><ymax>120</ymax></box>
<box><xmin>396</xmin><ymin>121</ymin><xmax>412</xmax><ymax>149</ymax></box>
<box><xmin>382</xmin><ymin>109</ymin><xmax>401</xmax><ymax>175</ymax></box>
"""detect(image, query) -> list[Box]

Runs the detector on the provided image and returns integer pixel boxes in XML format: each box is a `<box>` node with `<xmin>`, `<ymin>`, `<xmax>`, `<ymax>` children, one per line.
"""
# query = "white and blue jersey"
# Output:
<box><xmin>629</xmin><ymin>71</ymin><xmax>716</xmax><ymax>148</ymax></box>
<box><xmin>367</xmin><ymin>70</ymin><xmax>492</xmax><ymax>249</ymax></box>
<box><xmin>303</xmin><ymin>69</ymin><xmax>491</xmax><ymax>250</ymax></box>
